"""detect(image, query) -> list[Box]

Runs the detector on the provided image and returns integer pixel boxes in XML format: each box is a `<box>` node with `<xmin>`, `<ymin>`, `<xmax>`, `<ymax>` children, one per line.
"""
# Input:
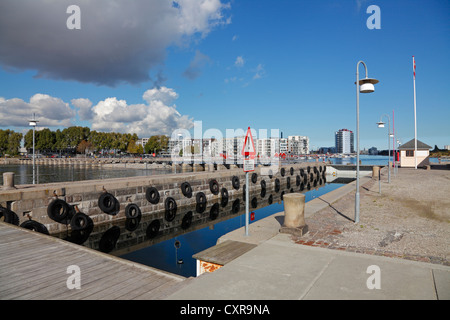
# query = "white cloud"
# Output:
<box><xmin>0</xmin><ymin>94</ymin><xmax>75</xmax><ymax>127</ymax></box>
<box><xmin>71</xmin><ymin>98</ymin><xmax>94</xmax><ymax>121</ymax></box>
<box><xmin>235</xmin><ymin>56</ymin><xmax>245</xmax><ymax>67</ymax></box>
<box><xmin>253</xmin><ymin>64</ymin><xmax>266</xmax><ymax>79</ymax></box>
<box><xmin>91</xmin><ymin>87</ymin><xmax>194</xmax><ymax>137</ymax></box>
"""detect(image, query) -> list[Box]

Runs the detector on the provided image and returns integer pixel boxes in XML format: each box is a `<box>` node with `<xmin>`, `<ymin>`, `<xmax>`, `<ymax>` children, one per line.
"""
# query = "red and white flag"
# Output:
<box><xmin>413</xmin><ymin>56</ymin><xmax>416</xmax><ymax>79</ymax></box>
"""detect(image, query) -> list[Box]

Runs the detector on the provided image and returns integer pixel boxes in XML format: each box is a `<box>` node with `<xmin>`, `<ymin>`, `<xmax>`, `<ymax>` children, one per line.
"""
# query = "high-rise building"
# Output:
<box><xmin>335</xmin><ymin>129</ymin><xmax>354</xmax><ymax>154</ymax></box>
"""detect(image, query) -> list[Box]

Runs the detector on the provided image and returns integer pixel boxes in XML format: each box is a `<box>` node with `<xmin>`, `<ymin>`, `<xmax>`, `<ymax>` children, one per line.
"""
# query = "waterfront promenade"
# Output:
<box><xmin>167</xmin><ymin>166</ymin><xmax>450</xmax><ymax>300</ymax></box>
<box><xmin>1</xmin><ymin>166</ymin><xmax>448</xmax><ymax>300</ymax></box>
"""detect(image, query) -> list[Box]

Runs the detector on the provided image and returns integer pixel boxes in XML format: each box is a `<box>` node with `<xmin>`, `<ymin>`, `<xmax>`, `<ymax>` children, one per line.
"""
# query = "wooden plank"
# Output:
<box><xmin>192</xmin><ymin>240</ymin><xmax>257</xmax><ymax>265</ymax></box>
<box><xmin>0</xmin><ymin>222</ymin><xmax>188</xmax><ymax>300</ymax></box>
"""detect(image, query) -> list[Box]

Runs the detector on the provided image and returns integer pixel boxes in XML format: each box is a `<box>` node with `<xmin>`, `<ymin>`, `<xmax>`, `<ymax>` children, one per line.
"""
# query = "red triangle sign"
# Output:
<box><xmin>241</xmin><ymin>127</ymin><xmax>256</xmax><ymax>158</ymax></box>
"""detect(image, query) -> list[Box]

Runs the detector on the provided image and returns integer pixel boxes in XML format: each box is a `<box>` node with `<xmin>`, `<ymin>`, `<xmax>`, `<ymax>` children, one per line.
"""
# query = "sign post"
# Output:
<box><xmin>242</xmin><ymin>127</ymin><xmax>256</xmax><ymax>237</ymax></box>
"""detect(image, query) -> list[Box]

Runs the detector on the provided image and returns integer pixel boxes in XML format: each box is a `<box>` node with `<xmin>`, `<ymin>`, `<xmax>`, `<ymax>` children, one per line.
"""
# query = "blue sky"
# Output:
<box><xmin>0</xmin><ymin>0</ymin><xmax>449</xmax><ymax>150</ymax></box>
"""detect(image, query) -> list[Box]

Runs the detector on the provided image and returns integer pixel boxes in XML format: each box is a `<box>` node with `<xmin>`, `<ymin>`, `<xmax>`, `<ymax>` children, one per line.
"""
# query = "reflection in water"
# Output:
<box><xmin>52</xmin><ymin>174</ymin><xmax>351</xmax><ymax>277</ymax></box>
<box><xmin>0</xmin><ymin>164</ymin><xmax>171</xmax><ymax>185</ymax></box>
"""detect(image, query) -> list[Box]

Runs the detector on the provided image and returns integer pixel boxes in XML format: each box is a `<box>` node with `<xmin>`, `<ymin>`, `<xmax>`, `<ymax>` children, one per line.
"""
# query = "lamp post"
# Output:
<box><xmin>376</xmin><ymin>114</ymin><xmax>392</xmax><ymax>184</ymax></box>
<box><xmin>355</xmin><ymin>61</ymin><xmax>379</xmax><ymax>224</ymax></box>
<box><xmin>28</xmin><ymin>114</ymin><xmax>39</xmax><ymax>185</ymax></box>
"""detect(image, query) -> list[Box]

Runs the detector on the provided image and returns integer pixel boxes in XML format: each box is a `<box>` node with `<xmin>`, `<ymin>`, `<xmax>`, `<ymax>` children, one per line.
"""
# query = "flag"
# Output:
<box><xmin>413</xmin><ymin>56</ymin><xmax>416</xmax><ymax>79</ymax></box>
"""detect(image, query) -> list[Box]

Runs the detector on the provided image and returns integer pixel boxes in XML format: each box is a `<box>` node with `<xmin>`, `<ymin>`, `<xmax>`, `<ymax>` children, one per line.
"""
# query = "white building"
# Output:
<box><xmin>287</xmin><ymin>136</ymin><xmax>309</xmax><ymax>155</ymax></box>
<box><xmin>335</xmin><ymin>129</ymin><xmax>354</xmax><ymax>154</ymax></box>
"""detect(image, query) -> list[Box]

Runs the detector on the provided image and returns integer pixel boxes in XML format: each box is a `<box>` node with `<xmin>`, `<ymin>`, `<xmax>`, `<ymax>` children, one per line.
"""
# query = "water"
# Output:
<box><xmin>0</xmin><ymin>163</ymin><xmax>171</xmax><ymax>185</ymax></box>
<box><xmin>120</xmin><ymin>180</ymin><xmax>348</xmax><ymax>278</ymax></box>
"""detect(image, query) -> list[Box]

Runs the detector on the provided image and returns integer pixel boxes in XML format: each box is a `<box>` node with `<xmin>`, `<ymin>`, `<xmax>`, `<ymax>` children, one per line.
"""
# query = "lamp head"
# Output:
<box><xmin>376</xmin><ymin>121</ymin><xmax>385</xmax><ymax>128</ymax></box>
<box><xmin>358</xmin><ymin>77</ymin><xmax>379</xmax><ymax>93</ymax></box>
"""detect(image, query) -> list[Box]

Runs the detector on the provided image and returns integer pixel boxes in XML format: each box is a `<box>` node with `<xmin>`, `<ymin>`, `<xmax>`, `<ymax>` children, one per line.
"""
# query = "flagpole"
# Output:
<box><xmin>413</xmin><ymin>56</ymin><xmax>417</xmax><ymax>169</ymax></box>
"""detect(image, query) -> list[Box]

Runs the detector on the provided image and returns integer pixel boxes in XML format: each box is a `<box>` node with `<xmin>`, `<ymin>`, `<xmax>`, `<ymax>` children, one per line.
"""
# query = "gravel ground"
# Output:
<box><xmin>292</xmin><ymin>166</ymin><xmax>450</xmax><ymax>266</ymax></box>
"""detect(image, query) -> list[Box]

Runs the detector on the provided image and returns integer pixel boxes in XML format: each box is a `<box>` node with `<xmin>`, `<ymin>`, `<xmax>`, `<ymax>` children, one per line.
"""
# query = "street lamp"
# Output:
<box><xmin>376</xmin><ymin>114</ymin><xmax>392</xmax><ymax>184</ymax></box>
<box><xmin>355</xmin><ymin>61</ymin><xmax>379</xmax><ymax>224</ymax></box>
<box><xmin>28</xmin><ymin>114</ymin><xmax>39</xmax><ymax>185</ymax></box>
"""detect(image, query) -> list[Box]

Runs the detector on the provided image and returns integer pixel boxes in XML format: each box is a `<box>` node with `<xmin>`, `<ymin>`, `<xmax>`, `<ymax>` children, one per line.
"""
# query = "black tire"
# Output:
<box><xmin>99</xmin><ymin>226</ymin><xmax>120</xmax><ymax>253</ymax></box>
<box><xmin>260</xmin><ymin>187</ymin><xmax>266</xmax><ymax>198</ymax></box>
<box><xmin>181</xmin><ymin>211</ymin><xmax>193</xmax><ymax>230</ymax></box>
<box><xmin>281</xmin><ymin>191</ymin><xmax>285</xmax><ymax>201</ymax></box>
<box><xmin>307</xmin><ymin>166</ymin><xmax>311</xmax><ymax>173</ymax></box>
<box><xmin>274</xmin><ymin>178</ymin><xmax>280</xmax><ymax>193</ymax></box>
<box><xmin>314</xmin><ymin>166</ymin><xmax>318</xmax><ymax>174</ymax></box>
<box><xmin>196</xmin><ymin>192</ymin><xmax>207</xmax><ymax>205</ymax></box>
<box><xmin>300</xmin><ymin>182</ymin><xmax>305</xmax><ymax>191</ymax></box>
<box><xmin>66</xmin><ymin>224</ymin><xmax>93</xmax><ymax>244</ymax></box>
<box><xmin>164</xmin><ymin>198</ymin><xmax>177</xmax><ymax>222</ymax></box>
<box><xmin>125</xmin><ymin>217</ymin><xmax>140</xmax><ymax>232</ymax></box>
<box><xmin>180</xmin><ymin>182</ymin><xmax>193</xmax><ymax>198</ymax></box>
<box><xmin>98</xmin><ymin>193</ymin><xmax>117</xmax><ymax>214</ymax></box>
<box><xmin>296</xmin><ymin>175</ymin><xmax>301</xmax><ymax>186</ymax></box>
<box><xmin>146</xmin><ymin>187</ymin><xmax>160</xmax><ymax>204</ymax></box>
<box><xmin>196</xmin><ymin>202</ymin><xmax>206</xmax><ymax>214</ymax></box>
<box><xmin>209</xmin><ymin>179</ymin><xmax>219</xmax><ymax>195</ymax></box>
<box><xmin>125</xmin><ymin>203</ymin><xmax>141</xmax><ymax>219</ymax></box>
<box><xmin>290</xmin><ymin>167</ymin><xmax>294</xmax><ymax>175</ymax></box>
<box><xmin>220</xmin><ymin>188</ymin><xmax>229</xmax><ymax>207</ymax></box>
<box><xmin>280</xmin><ymin>168</ymin><xmax>285</xmax><ymax>177</ymax></box>
<box><xmin>300</xmin><ymin>168</ymin><xmax>305</xmax><ymax>177</ymax></box>
<box><xmin>70</xmin><ymin>212</ymin><xmax>93</xmax><ymax>231</ymax></box>
<box><xmin>209</xmin><ymin>203</ymin><xmax>219</xmax><ymax>220</ymax></box>
<box><xmin>268</xmin><ymin>169</ymin><xmax>273</xmax><ymax>179</ymax></box>
<box><xmin>0</xmin><ymin>207</ymin><xmax>19</xmax><ymax>226</ymax></box>
<box><xmin>232</xmin><ymin>176</ymin><xmax>240</xmax><ymax>190</ymax></box>
<box><xmin>20</xmin><ymin>220</ymin><xmax>49</xmax><ymax>235</ymax></box>
<box><xmin>232</xmin><ymin>199</ymin><xmax>240</xmax><ymax>214</ymax></box>
<box><xmin>251</xmin><ymin>197</ymin><xmax>257</xmax><ymax>208</ymax></box>
<box><xmin>286</xmin><ymin>176</ymin><xmax>291</xmax><ymax>189</ymax></box>
<box><xmin>260</xmin><ymin>179</ymin><xmax>266</xmax><ymax>189</ymax></box>
<box><xmin>47</xmin><ymin>199</ymin><xmax>70</xmax><ymax>223</ymax></box>
<box><xmin>146</xmin><ymin>220</ymin><xmax>160</xmax><ymax>239</ymax></box>
<box><xmin>251</xmin><ymin>173</ymin><xmax>257</xmax><ymax>184</ymax></box>
<box><xmin>268</xmin><ymin>194</ymin><xmax>273</xmax><ymax>205</ymax></box>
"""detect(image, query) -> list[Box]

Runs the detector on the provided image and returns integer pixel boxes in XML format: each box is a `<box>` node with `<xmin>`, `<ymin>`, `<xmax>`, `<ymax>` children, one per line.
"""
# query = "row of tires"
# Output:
<box><xmin>0</xmin><ymin>206</ymin><xmax>50</xmax><ymax>234</ymax></box>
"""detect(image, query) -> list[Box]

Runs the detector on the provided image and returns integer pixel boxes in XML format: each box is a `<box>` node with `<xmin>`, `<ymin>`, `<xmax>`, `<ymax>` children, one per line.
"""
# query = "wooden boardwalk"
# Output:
<box><xmin>0</xmin><ymin>222</ymin><xmax>190</xmax><ymax>300</ymax></box>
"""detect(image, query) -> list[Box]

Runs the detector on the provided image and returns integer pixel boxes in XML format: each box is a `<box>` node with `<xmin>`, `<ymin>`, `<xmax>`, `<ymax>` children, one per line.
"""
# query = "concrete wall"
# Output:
<box><xmin>1</xmin><ymin>163</ymin><xmax>327</xmax><ymax>237</ymax></box>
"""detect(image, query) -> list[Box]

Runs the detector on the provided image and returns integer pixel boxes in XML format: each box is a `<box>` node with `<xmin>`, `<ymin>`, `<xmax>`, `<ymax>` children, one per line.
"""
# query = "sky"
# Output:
<box><xmin>0</xmin><ymin>0</ymin><xmax>449</xmax><ymax>151</ymax></box>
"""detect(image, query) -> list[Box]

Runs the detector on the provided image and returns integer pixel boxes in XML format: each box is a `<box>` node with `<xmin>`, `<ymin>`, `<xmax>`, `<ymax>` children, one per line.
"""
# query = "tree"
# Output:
<box><xmin>0</xmin><ymin>129</ymin><xmax>22</xmax><ymax>155</ymax></box>
<box><xmin>126</xmin><ymin>140</ymin><xmax>138</xmax><ymax>154</ymax></box>
<box><xmin>7</xmin><ymin>132</ymin><xmax>23</xmax><ymax>155</ymax></box>
<box><xmin>144</xmin><ymin>135</ymin><xmax>169</xmax><ymax>154</ymax></box>
<box><xmin>76</xmin><ymin>140</ymin><xmax>93</xmax><ymax>154</ymax></box>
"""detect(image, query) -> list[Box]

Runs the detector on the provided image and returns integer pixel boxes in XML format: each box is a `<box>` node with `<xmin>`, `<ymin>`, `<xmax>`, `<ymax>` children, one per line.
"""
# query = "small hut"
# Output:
<box><xmin>398</xmin><ymin>139</ymin><xmax>432</xmax><ymax>168</ymax></box>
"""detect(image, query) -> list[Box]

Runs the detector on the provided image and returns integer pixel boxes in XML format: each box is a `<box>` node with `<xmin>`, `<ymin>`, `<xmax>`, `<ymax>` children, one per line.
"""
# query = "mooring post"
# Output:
<box><xmin>3</xmin><ymin>172</ymin><xmax>16</xmax><ymax>190</ymax></box>
<box><xmin>280</xmin><ymin>193</ymin><xmax>308</xmax><ymax>236</ymax></box>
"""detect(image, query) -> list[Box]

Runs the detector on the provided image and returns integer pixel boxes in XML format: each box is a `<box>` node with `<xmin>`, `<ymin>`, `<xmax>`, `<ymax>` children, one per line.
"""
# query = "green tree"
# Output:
<box><xmin>144</xmin><ymin>135</ymin><xmax>169</xmax><ymax>154</ymax></box>
<box><xmin>7</xmin><ymin>132</ymin><xmax>23</xmax><ymax>155</ymax></box>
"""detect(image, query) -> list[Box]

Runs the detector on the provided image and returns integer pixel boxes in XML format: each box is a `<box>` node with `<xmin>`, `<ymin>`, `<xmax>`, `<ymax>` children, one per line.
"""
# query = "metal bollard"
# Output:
<box><xmin>279</xmin><ymin>193</ymin><xmax>308</xmax><ymax>236</ymax></box>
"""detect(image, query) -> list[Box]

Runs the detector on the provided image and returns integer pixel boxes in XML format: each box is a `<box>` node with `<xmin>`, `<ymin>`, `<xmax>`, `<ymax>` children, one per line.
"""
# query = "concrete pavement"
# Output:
<box><xmin>166</xmin><ymin>172</ymin><xmax>450</xmax><ymax>300</ymax></box>
<box><xmin>166</xmin><ymin>233</ymin><xmax>449</xmax><ymax>300</ymax></box>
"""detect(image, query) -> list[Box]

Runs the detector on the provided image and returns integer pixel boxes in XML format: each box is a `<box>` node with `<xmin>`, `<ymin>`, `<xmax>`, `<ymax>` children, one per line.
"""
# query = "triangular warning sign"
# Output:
<box><xmin>241</xmin><ymin>127</ymin><xmax>256</xmax><ymax>158</ymax></box>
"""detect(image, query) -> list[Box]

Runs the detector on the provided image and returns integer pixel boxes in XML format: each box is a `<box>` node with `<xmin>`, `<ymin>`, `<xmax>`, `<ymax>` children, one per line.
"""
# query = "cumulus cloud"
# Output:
<box><xmin>0</xmin><ymin>94</ymin><xmax>75</xmax><ymax>127</ymax></box>
<box><xmin>0</xmin><ymin>0</ymin><xmax>230</xmax><ymax>86</ymax></box>
<box><xmin>91</xmin><ymin>87</ymin><xmax>194</xmax><ymax>137</ymax></box>
<box><xmin>71</xmin><ymin>98</ymin><xmax>94</xmax><ymax>120</ymax></box>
